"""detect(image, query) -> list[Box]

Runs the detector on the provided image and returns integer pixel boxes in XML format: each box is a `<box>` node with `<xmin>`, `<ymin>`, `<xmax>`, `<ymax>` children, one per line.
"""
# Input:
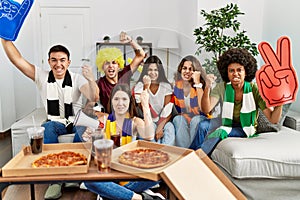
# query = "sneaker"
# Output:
<box><xmin>97</xmin><ymin>195</ymin><xmax>103</xmax><ymax>200</ymax></box>
<box><xmin>141</xmin><ymin>190</ymin><xmax>165</xmax><ymax>200</ymax></box>
<box><xmin>44</xmin><ymin>183</ymin><xmax>62</xmax><ymax>200</ymax></box>
<box><xmin>64</xmin><ymin>182</ymin><xmax>80</xmax><ymax>188</ymax></box>
<box><xmin>144</xmin><ymin>189</ymin><xmax>165</xmax><ymax>199</ymax></box>
<box><xmin>79</xmin><ymin>182</ymin><xmax>88</xmax><ymax>190</ymax></box>
<box><xmin>150</xmin><ymin>183</ymin><xmax>160</xmax><ymax>189</ymax></box>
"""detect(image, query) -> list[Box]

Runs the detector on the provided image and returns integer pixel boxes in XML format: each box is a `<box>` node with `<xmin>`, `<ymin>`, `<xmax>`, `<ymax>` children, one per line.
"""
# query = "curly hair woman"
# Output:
<box><xmin>190</xmin><ymin>48</ymin><xmax>283</xmax><ymax>156</ymax></box>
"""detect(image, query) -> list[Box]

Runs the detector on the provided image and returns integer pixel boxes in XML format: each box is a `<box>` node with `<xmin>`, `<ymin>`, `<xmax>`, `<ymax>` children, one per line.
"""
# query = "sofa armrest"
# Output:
<box><xmin>283</xmin><ymin>110</ymin><xmax>300</xmax><ymax>131</ymax></box>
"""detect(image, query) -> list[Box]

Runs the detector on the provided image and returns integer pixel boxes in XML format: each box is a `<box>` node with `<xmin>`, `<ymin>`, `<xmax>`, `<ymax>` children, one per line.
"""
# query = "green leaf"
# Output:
<box><xmin>194</xmin><ymin>3</ymin><xmax>257</xmax><ymax>71</ymax></box>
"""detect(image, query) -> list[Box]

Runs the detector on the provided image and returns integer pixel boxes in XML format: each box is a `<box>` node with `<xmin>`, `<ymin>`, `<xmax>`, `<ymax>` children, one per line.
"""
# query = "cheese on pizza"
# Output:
<box><xmin>118</xmin><ymin>148</ymin><xmax>170</xmax><ymax>169</ymax></box>
<box><xmin>32</xmin><ymin>151</ymin><xmax>87</xmax><ymax>168</ymax></box>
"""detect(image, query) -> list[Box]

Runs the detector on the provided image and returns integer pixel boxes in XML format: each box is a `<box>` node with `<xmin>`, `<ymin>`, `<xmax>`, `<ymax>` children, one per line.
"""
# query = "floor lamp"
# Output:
<box><xmin>157</xmin><ymin>32</ymin><xmax>179</xmax><ymax>78</ymax></box>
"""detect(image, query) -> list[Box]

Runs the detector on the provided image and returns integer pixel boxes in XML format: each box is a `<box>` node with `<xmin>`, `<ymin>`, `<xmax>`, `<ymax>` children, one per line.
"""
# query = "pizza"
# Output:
<box><xmin>32</xmin><ymin>151</ymin><xmax>87</xmax><ymax>168</ymax></box>
<box><xmin>118</xmin><ymin>148</ymin><xmax>170</xmax><ymax>169</ymax></box>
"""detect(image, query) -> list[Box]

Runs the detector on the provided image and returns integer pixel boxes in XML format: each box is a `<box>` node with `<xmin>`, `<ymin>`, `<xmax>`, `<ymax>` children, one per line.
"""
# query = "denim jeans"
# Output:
<box><xmin>153</xmin><ymin>121</ymin><xmax>175</xmax><ymax>146</ymax></box>
<box><xmin>189</xmin><ymin>118</ymin><xmax>221</xmax><ymax>150</ymax></box>
<box><xmin>190</xmin><ymin>118</ymin><xmax>247</xmax><ymax>156</ymax></box>
<box><xmin>42</xmin><ymin>121</ymin><xmax>86</xmax><ymax>143</ymax></box>
<box><xmin>173</xmin><ymin>115</ymin><xmax>206</xmax><ymax>148</ymax></box>
<box><xmin>84</xmin><ymin>181</ymin><xmax>159</xmax><ymax>200</ymax></box>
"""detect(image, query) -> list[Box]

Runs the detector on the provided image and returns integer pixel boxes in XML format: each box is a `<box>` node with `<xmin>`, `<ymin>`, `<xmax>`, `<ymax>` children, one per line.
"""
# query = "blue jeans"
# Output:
<box><xmin>173</xmin><ymin>115</ymin><xmax>206</xmax><ymax>148</ymax></box>
<box><xmin>84</xmin><ymin>181</ymin><xmax>159</xmax><ymax>200</ymax></box>
<box><xmin>190</xmin><ymin>118</ymin><xmax>247</xmax><ymax>156</ymax></box>
<box><xmin>153</xmin><ymin>121</ymin><xmax>175</xmax><ymax>146</ymax></box>
<box><xmin>42</xmin><ymin>121</ymin><xmax>86</xmax><ymax>143</ymax></box>
<box><xmin>189</xmin><ymin>118</ymin><xmax>221</xmax><ymax>150</ymax></box>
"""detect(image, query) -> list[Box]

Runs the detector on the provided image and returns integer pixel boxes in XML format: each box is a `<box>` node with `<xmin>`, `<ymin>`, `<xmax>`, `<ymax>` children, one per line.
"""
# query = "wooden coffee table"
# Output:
<box><xmin>0</xmin><ymin>163</ymin><xmax>142</xmax><ymax>200</ymax></box>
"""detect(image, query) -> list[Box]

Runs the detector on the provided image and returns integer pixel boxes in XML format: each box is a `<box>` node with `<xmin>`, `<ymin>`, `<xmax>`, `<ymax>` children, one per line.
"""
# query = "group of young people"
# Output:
<box><xmin>1</xmin><ymin>30</ymin><xmax>283</xmax><ymax>200</ymax></box>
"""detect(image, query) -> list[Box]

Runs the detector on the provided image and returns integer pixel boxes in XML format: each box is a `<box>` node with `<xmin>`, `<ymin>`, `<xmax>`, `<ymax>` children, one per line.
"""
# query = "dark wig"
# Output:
<box><xmin>107</xmin><ymin>84</ymin><xmax>137</xmax><ymax>117</ymax></box>
<box><xmin>137</xmin><ymin>55</ymin><xmax>171</xmax><ymax>85</ymax></box>
<box><xmin>217</xmin><ymin>48</ymin><xmax>257</xmax><ymax>82</ymax></box>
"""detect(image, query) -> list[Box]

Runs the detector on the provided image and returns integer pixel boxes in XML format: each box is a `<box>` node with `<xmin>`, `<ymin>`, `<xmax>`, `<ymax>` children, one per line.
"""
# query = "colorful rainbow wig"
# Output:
<box><xmin>96</xmin><ymin>47</ymin><xmax>125</xmax><ymax>72</ymax></box>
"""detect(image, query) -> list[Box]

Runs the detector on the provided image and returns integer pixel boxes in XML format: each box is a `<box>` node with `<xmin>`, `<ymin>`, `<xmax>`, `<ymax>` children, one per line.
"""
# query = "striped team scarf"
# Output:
<box><xmin>47</xmin><ymin>70</ymin><xmax>74</xmax><ymax>120</ymax></box>
<box><xmin>173</xmin><ymin>80</ymin><xmax>200</xmax><ymax>124</ymax></box>
<box><xmin>105</xmin><ymin>113</ymin><xmax>133</xmax><ymax>146</ymax></box>
<box><xmin>208</xmin><ymin>82</ymin><xmax>257</xmax><ymax>140</ymax></box>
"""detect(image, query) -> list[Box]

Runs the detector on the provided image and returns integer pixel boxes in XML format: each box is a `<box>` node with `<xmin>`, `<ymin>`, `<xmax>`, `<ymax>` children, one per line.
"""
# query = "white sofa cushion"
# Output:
<box><xmin>58</xmin><ymin>133</ymin><xmax>76</xmax><ymax>143</ymax></box>
<box><xmin>211</xmin><ymin>126</ymin><xmax>300</xmax><ymax>179</ymax></box>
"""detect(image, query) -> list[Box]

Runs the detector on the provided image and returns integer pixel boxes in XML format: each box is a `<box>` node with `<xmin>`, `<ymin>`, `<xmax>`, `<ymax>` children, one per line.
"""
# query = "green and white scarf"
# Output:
<box><xmin>209</xmin><ymin>81</ymin><xmax>257</xmax><ymax>139</ymax></box>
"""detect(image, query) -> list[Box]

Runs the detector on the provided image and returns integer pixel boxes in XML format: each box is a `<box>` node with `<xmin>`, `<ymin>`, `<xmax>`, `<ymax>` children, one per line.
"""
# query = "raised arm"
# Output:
<box><xmin>192</xmin><ymin>71</ymin><xmax>204</xmax><ymax>111</ymax></box>
<box><xmin>80</xmin><ymin>65</ymin><xmax>100</xmax><ymax>102</ymax></box>
<box><xmin>119</xmin><ymin>31</ymin><xmax>145</xmax><ymax>73</ymax></box>
<box><xmin>262</xmin><ymin>105</ymin><xmax>283</xmax><ymax>124</ymax></box>
<box><xmin>134</xmin><ymin>89</ymin><xmax>154</xmax><ymax>140</ymax></box>
<box><xmin>1</xmin><ymin>39</ymin><xmax>35</xmax><ymax>80</ymax></box>
<box><xmin>201</xmin><ymin>74</ymin><xmax>219</xmax><ymax>114</ymax></box>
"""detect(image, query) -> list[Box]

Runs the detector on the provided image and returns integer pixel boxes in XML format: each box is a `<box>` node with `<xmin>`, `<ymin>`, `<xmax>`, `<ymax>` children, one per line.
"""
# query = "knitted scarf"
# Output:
<box><xmin>208</xmin><ymin>82</ymin><xmax>257</xmax><ymax>139</ymax></box>
<box><xmin>105</xmin><ymin>113</ymin><xmax>133</xmax><ymax>146</ymax></box>
<box><xmin>47</xmin><ymin>70</ymin><xmax>74</xmax><ymax>121</ymax></box>
<box><xmin>173</xmin><ymin>80</ymin><xmax>200</xmax><ymax>123</ymax></box>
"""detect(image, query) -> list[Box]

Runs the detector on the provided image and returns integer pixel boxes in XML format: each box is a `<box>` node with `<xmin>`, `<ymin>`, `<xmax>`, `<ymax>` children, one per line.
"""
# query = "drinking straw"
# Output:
<box><xmin>32</xmin><ymin>115</ymin><xmax>37</xmax><ymax>131</ymax></box>
<box><xmin>103</xmin><ymin>115</ymin><xmax>106</xmax><ymax>129</ymax></box>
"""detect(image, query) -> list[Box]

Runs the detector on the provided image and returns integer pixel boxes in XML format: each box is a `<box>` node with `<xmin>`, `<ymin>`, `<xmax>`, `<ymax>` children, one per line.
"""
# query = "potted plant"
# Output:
<box><xmin>136</xmin><ymin>36</ymin><xmax>143</xmax><ymax>44</ymax></box>
<box><xmin>103</xmin><ymin>35</ymin><xmax>111</xmax><ymax>43</ymax></box>
<box><xmin>194</xmin><ymin>3</ymin><xmax>258</xmax><ymax>82</ymax></box>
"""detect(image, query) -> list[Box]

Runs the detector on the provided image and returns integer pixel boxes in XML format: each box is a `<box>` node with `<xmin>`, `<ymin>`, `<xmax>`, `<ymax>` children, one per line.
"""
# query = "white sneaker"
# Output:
<box><xmin>151</xmin><ymin>183</ymin><xmax>160</xmax><ymax>189</ymax></box>
<box><xmin>144</xmin><ymin>189</ymin><xmax>165</xmax><ymax>199</ymax></box>
<box><xmin>79</xmin><ymin>182</ymin><xmax>87</xmax><ymax>190</ymax></box>
<box><xmin>97</xmin><ymin>195</ymin><xmax>103</xmax><ymax>200</ymax></box>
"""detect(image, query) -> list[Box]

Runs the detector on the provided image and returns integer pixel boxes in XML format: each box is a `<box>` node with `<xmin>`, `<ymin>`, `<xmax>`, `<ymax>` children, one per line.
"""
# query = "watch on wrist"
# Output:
<box><xmin>193</xmin><ymin>83</ymin><xmax>203</xmax><ymax>88</ymax></box>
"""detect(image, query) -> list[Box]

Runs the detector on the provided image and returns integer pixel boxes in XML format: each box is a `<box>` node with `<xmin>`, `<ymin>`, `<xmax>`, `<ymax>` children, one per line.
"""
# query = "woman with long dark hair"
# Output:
<box><xmin>172</xmin><ymin>55</ymin><xmax>208</xmax><ymax>148</ymax></box>
<box><xmin>133</xmin><ymin>55</ymin><xmax>175</xmax><ymax>145</ymax></box>
<box><xmin>84</xmin><ymin>84</ymin><xmax>162</xmax><ymax>200</ymax></box>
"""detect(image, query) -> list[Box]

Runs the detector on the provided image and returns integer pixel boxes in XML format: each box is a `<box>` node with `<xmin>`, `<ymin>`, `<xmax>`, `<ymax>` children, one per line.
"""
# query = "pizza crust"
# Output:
<box><xmin>118</xmin><ymin>148</ymin><xmax>170</xmax><ymax>169</ymax></box>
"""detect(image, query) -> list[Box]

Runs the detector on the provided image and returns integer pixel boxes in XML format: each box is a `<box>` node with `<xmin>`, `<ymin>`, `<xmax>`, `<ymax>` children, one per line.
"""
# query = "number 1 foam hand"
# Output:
<box><xmin>0</xmin><ymin>0</ymin><xmax>34</xmax><ymax>41</ymax></box>
<box><xmin>256</xmin><ymin>36</ymin><xmax>298</xmax><ymax>107</ymax></box>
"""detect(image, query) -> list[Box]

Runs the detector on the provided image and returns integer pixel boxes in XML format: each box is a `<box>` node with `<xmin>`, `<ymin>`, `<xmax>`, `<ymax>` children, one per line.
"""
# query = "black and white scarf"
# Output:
<box><xmin>47</xmin><ymin>70</ymin><xmax>74</xmax><ymax>121</ymax></box>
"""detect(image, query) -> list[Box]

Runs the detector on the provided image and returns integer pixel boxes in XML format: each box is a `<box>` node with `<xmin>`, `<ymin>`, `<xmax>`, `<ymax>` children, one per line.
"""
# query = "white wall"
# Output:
<box><xmin>262</xmin><ymin>0</ymin><xmax>300</xmax><ymax>111</ymax></box>
<box><xmin>1</xmin><ymin>0</ymin><xmax>300</xmax><ymax>131</ymax></box>
<box><xmin>0</xmin><ymin>1</ymin><xmax>41</xmax><ymax>131</ymax></box>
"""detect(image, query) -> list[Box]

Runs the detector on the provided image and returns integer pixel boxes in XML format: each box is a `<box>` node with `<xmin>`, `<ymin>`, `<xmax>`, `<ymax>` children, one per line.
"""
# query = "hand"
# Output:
<box><xmin>81</xmin><ymin>65</ymin><xmax>94</xmax><ymax>81</ymax></box>
<box><xmin>192</xmin><ymin>71</ymin><xmax>201</xmax><ymax>84</ymax></box>
<box><xmin>205</xmin><ymin>74</ymin><xmax>217</xmax><ymax>88</ymax></box>
<box><xmin>155</xmin><ymin>129</ymin><xmax>164</xmax><ymax>141</ymax></box>
<box><xmin>256</xmin><ymin>36</ymin><xmax>298</xmax><ymax>107</ymax></box>
<box><xmin>0</xmin><ymin>0</ymin><xmax>34</xmax><ymax>41</ymax></box>
<box><xmin>119</xmin><ymin>31</ymin><xmax>132</xmax><ymax>43</ymax></box>
<box><xmin>142</xmin><ymin>75</ymin><xmax>151</xmax><ymax>90</ymax></box>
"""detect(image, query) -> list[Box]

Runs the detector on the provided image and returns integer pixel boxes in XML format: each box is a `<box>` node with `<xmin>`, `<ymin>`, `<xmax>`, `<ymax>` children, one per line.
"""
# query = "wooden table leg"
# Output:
<box><xmin>30</xmin><ymin>184</ymin><xmax>35</xmax><ymax>200</ymax></box>
<box><xmin>0</xmin><ymin>183</ymin><xmax>9</xmax><ymax>200</ymax></box>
